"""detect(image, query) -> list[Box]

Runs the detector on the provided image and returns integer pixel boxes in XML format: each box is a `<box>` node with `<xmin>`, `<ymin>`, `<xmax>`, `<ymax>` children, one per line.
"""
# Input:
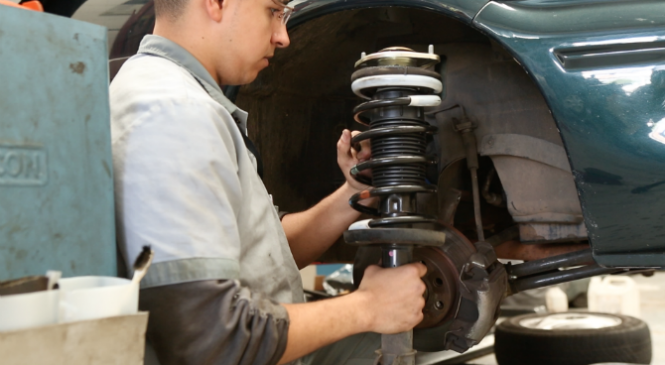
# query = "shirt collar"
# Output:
<box><xmin>137</xmin><ymin>34</ymin><xmax>239</xmax><ymax>116</ymax></box>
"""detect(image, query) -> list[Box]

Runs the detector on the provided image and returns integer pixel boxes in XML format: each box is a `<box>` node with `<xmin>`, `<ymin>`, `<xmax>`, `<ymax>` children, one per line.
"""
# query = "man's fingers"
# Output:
<box><xmin>337</xmin><ymin>128</ymin><xmax>374</xmax><ymax>190</ymax></box>
<box><xmin>350</xmin><ymin>146</ymin><xmax>359</xmax><ymax>160</ymax></box>
<box><xmin>339</xmin><ymin>130</ymin><xmax>371</xmax><ymax>162</ymax></box>
<box><xmin>342</xmin><ymin>129</ymin><xmax>351</xmax><ymax>143</ymax></box>
<box><xmin>338</xmin><ymin>129</ymin><xmax>350</xmax><ymax>146</ymax></box>
<box><xmin>350</xmin><ymin>131</ymin><xmax>371</xmax><ymax>161</ymax></box>
<box><xmin>357</xmin><ymin>142</ymin><xmax>371</xmax><ymax>161</ymax></box>
<box><xmin>337</xmin><ymin>129</ymin><xmax>354</xmax><ymax>158</ymax></box>
<box><xmin>404</xmin><ymin>262</ymin><xmax>428</xmax><ymax>278</ymax></box>
<box><xmin>416</xmin><ymin>262</ymin><xmax>428</xmax><ymax>277</ymax></box>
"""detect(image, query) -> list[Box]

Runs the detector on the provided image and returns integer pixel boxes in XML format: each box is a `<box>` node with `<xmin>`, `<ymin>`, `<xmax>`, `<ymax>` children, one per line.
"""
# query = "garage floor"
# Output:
<box><xmin>465</xmin><ymin>272</ymin><xmax>665</xmax><ymax>365</ymax></box>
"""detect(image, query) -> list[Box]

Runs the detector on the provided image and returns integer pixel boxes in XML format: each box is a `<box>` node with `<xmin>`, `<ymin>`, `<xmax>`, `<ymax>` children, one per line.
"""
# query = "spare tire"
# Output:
<box><xmin>495</xmin><ymin>312</ymin><xmax>651</xmax><ymax>365</ymax></box>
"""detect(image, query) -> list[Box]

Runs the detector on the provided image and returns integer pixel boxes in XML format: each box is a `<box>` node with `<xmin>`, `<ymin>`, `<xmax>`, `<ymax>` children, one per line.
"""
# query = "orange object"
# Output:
<box><xmin>0</xmin><ymin>0</ymin><xmax>43</xmax><ymax>11</ymax></box>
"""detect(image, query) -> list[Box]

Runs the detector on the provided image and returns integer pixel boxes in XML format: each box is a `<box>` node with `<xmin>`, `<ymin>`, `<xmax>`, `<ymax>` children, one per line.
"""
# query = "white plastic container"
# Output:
<box><xmin>0</xmin><ymin>290</ymin><xmax>59</xmax><ymax>332</ymax></box>
<box><xmin>545</xmin><ymin>286</ymin><xmax>569</xmax><ymax>313</ymax></box>
<box><xmin>57</xmin><ymin>276</ymin><xmax>138</xmax><ymax>323</ymax></box>
<box><xmin>588</xmin><ymin>275</ymin><xmax>640</xmax><ymax>318</ymax></box>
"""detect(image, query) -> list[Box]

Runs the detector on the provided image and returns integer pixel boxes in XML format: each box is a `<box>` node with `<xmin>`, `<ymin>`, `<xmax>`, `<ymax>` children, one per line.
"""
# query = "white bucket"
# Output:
<box><xmin>0</xmin><ymin>290</ymin><xmax>59</xmax><ymax>332</ymax></box>
<box><xmin>588</xmin><ymin>276</ymin><xmax>640</xmax><ymax>318</ymax></box>
<box><xmin>57</xmin><ymin>276</ymin><xmax>138</xmax><ymax>323</ymax></box>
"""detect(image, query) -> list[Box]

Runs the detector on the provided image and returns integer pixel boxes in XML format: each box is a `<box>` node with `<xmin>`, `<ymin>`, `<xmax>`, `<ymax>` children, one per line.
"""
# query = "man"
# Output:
<box><xmin>110</xmin><ymin>0</ymin><xmax>427</xmax><ymax>363</ymax></box>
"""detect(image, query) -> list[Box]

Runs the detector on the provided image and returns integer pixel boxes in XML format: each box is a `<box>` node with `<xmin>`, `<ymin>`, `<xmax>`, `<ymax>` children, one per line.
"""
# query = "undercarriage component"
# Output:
<box><xmin>511</xmin><ymin>264</ymin><xmax>621</xmax><ymax>293</ymax></box>
<box><xmin>518</xmin><ymin>222</ymin><xmax>588</xmax><ymax>244</ymax></box>
<box><xmin>344</xmin><ymin>46</ymin><xmax>444</xmax><ymax>365</ymax></box>
<box><xmin>508</xmin><ymin>248</ymin><xmax>594</xmax><ymax>278</ymax></box>
<box><xmin>493</xmin><ymin>240</ymin><xmax>590</xmax><ymax>261</ymax></box>
<box><xmin>453</xmin><ymin>113</ymin><xmax>484</xmax><ymax>242</ymax></box>
<box><xmin>482</xmin><ymin>168</ymin><xmax>504</xmax><ymax>207</ymax></box>
<box><xmin>505</xmin><ymin>248</ymin><xmax>624</xmax><ymax>294</ymax></box>
<box><xmin>353</xmin><ymin>226</ymin><xmax>507</xmax><ymax>353</ymax></box>
<box><xmin>344</xmin><ymin>47</ymin><xmax>507</xmax><ymax>358</ymax></box>
<box><xmin>432</xmin><ymin>48</ymin><xmax>588</xmax><ymax>244</ymax></box>
<box><xmin>413</xmin><ymin>246</ymin><xmax>459</xmax><ymax>328</ymax></box>
<box><xmin>478</xmin><ymin>134</ymin><xmax>584</xmax><ymax>226</ymax></box>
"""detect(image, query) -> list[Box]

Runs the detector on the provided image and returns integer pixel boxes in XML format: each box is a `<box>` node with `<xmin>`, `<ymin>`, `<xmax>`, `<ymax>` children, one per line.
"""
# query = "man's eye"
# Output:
<box><xmin>269</xmin><ymin>8</ymin><xmax>280</xmax><ymax>15</ymax></box>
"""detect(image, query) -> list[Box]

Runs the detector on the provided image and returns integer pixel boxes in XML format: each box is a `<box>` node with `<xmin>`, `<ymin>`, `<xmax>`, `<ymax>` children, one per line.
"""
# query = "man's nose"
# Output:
<box><xmin>272</xmin><ymin>25</ymin><xmax>290</xmax><ymax>48</ymax></box>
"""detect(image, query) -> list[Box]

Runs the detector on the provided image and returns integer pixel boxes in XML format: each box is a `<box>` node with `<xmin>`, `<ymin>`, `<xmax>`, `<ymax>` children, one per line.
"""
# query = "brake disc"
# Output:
<box><xmin>353</xmin><ymin>225</ymin><xmax>508</xmax><ymax>352</ymax></box>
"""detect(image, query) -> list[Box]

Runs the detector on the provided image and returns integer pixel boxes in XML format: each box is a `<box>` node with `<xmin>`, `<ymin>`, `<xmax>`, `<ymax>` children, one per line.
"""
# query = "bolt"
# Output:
<box><xmin>428</xmin><ymin>44</ymin><xmax>434</xmax><ymax>54</ymax></box>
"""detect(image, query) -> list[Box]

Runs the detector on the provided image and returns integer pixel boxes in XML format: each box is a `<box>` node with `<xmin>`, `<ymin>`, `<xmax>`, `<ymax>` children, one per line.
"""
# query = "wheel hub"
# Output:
<box><xmin>353</xmin><ymin>225</ymin><xmax>508</xmax><ymax>352</ymax></box>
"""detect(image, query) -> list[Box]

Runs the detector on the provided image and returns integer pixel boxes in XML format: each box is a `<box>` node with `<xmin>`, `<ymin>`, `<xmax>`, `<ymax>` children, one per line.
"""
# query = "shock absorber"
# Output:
<box><xmin>344</xmin><ymin>46</ymin><xmax>444</xmax><ymax>365</ymax></box>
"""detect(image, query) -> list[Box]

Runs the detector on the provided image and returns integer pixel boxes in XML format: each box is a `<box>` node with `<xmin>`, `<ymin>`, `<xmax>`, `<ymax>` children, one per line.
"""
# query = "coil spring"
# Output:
<box><xmin>366</xmin><ymin>89</ymin><xmax>428</xmax><ymax>187</ymax></box>
<box><xmin>348</xmin><ymin>48</ymin><xmax>443</xmax><ymax>228</ymax></box>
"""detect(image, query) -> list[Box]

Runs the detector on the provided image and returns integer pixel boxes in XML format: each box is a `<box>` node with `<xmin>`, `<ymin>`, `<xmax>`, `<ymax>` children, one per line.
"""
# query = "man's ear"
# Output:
<box><xmin>204</xmin><ymin>0</ymin><xmax>224</xmax><ymax>22</ymax></box>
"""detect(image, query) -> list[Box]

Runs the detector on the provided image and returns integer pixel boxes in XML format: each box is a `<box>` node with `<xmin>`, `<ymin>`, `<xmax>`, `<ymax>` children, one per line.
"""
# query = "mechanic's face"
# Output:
<box><xmin>217</xmin><ymin>0</ymin><xmax>290</xmax><ymax>85</ymax></box>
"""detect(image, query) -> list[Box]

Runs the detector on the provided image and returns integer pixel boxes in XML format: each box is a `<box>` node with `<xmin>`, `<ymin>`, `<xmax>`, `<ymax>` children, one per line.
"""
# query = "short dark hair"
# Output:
<box><xmin>154</xmin><ymin>0</ymin><xmax>189</xmax><ymax>21</ymax></box>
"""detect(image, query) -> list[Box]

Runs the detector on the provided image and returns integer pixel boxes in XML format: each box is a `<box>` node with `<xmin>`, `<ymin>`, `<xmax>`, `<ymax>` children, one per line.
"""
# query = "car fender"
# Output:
<box><xmin>474</xmin><ymin>0</ymin><xmax>665</xmax><ymax>267</ymax></box>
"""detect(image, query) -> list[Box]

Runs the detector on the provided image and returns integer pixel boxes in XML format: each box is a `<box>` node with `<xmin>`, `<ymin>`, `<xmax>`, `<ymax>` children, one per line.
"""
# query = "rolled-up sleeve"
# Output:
<box><xmin>140</xmin><ymin>279</ymin><xmax>290</xmax><ymax>365</ymax></box>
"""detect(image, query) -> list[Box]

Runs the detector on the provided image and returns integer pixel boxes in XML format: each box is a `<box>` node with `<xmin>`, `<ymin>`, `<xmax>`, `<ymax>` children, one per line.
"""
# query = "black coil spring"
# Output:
<box><xmin>357</xmin><ymin>88</ymin><xmax>429</xmax><ymax>189</ymax></box>
<box><xmin>371</xmin><ymin>119</ymin><xmax>428</xmax><ymax>187</ymax></box>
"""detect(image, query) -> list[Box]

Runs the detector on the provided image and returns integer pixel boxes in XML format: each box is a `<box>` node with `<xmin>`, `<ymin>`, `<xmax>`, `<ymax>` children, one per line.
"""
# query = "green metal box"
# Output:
<box><xmin>0</xmin><ymin>6</ymin><xmax>116</xmax><ymax>279</ymax></box>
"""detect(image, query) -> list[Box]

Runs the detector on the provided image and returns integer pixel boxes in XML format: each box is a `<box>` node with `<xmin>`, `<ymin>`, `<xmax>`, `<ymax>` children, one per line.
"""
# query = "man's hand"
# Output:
<box><xmin>355</xmin><ymin>263</ymin><xmax>428</xmax><ymax>334</ymax></box>
<box><xmin>279</xmin><ymin>262</ymin><xmax>427</xmax><ymax>364</ymax></box>
<box><xmin>337</xmin><ymin>129</ymin><xmax>371</xmax><ymax>191</ymax></box>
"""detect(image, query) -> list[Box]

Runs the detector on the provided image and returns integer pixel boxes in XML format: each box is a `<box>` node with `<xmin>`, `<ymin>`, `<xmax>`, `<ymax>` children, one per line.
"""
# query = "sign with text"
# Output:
<box><xmin>0</xmin><ymin>145</ymin><xmax>48</xmax><ymax>186</ymax></box>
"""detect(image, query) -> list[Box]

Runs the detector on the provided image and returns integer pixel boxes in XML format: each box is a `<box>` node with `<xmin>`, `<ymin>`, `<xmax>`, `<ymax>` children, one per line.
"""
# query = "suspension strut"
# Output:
<box><xmin>343</xmin><ymin>46</ymin><xmax>444</xmax><ymax>365</ymax></box>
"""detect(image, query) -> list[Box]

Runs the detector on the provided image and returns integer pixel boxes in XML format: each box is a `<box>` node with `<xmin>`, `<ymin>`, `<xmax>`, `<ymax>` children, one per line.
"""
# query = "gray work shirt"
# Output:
<box><xmin>111</xmin><ymin>35</ymin><xmax>304</xmax><ymax>305</ymax></box>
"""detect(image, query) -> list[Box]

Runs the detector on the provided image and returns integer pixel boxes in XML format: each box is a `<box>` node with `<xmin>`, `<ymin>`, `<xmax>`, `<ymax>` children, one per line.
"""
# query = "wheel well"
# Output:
<box><xmin>236</xmin><ymin>6</ymin><xmax>585</xmax><ymax>261</ymax></box>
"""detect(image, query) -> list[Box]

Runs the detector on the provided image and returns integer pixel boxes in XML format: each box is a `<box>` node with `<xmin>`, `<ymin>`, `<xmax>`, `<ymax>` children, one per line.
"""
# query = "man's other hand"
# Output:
<box><xmin>355</xmin><ymin>263</ymin><xmax>428</xmax><ymax>334</ymax></box>
<box><xmin>337</xmin><ymin>129</ymin><xmax>371</xmax><ymax>191</ymax></box>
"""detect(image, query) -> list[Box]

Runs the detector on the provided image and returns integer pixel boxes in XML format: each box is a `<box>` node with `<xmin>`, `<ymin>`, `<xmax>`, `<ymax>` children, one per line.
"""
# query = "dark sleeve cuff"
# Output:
<box><xmin>139</xmin><ymin>279</ymin><xmax>290</xmax><ymax>365</ymax></box>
